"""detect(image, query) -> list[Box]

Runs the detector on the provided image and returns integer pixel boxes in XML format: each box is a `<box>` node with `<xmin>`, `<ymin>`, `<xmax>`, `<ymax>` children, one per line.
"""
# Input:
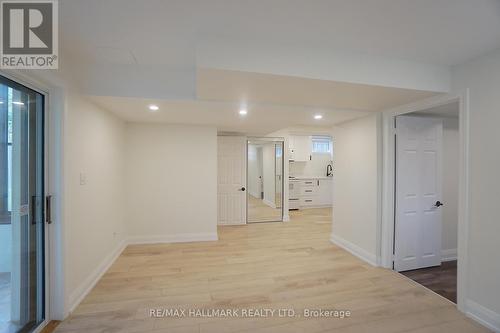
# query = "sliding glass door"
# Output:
<box><xmin>0</xmin><ymin>75</ymin><xmax>45</xmax><ymax>333</ymax></box>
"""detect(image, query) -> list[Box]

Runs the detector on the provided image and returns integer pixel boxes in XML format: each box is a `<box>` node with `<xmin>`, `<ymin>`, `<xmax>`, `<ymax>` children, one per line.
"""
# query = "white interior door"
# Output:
<box><xmin>395</xmin><ymin>116</ymin><xmax>443</xmax><ymax>272</ymax></box>
<box><xmin>217</xmin><ymin>136</ymin><xmax>247</xmax><ymax>225</ymax></box>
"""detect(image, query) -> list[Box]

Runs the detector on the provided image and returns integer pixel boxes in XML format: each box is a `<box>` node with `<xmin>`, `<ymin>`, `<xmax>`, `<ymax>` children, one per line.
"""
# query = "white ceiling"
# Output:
<box><xmin>88</xmin><ymin>97</ymin><xmax>371</xmax><ymax>135</ymax></box>
<box><xmin>414</xmin><ymin>101</ymin><xmax>460</xmax><ymax>118</ymax></box>
<box><xmin>60</xmin><ymin>0</ymin><xmax>498</xmax><ymax>133</ymax></box>
<box><xmin>90</xmin><ymin>68</ymin><xmax>442</xmax><ymax>135</ymax></box>
<box><xmin>61</xmin><ymin>0</ymin><xmax>500</xmax><ymax>67</ymax></box>
<box><xmin>197</xmin><ymin>69</ymin><xmax>437</xmax><ymax>112</ymax></box>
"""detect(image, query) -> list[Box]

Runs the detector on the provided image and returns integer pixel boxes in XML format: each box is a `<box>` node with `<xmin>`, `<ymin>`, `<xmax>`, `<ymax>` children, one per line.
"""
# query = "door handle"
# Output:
<box><xmin>46</xmin><ymin>195</ymin><xmax>53</xmax><ymax>224</ymax></box>
<box><xmin>31</xmin><ymin>196</ymin><xmax>37</xmax><ymax>225</ymax></box>
<box><xmin>435</xmin><ymin>201</ymin><xmax>444</xmax><ymax>207</ymax></box>
<box><xmin>240</xmin><ymin>187</ymin><xmax>246</xmax><ymax>192</ymax></box>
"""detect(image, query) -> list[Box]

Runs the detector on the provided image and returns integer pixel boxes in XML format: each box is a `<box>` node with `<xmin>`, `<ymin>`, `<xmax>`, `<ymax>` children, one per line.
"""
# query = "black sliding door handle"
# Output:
<box><xmin>46</xmin><ymin>195</ymin><xmax>53</xmax><ymax>224</ymax></box>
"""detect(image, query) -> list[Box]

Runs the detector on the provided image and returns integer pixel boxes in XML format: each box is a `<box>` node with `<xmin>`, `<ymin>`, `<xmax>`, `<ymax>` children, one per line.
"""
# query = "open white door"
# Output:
<box><xmin>395</xmin><ymin>116</ymin><xmax>443</xmax><ymax>272</ymax></box>
<box><xmin>217</xmin><ymin>136</ymin><xmax>247</xmax><ymax>225</ymax></box>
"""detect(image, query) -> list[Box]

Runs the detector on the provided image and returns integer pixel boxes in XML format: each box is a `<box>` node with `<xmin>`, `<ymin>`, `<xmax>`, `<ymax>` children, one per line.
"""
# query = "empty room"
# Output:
<box><xmin>0</xmin><ymin>1</ymin><xmax>500</xmax><ymax>333</ymax></box>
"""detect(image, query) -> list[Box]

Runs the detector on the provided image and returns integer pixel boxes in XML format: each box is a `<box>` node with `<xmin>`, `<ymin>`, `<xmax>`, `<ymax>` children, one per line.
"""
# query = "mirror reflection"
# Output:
<box><xmin>247</xmin><ymin>139</ymin><xmax>284</xmax><ymax>223</ymax></box>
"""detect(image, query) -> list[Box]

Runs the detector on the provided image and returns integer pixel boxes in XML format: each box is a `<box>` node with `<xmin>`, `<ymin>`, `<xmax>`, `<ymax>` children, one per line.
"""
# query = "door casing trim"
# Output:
<box><xmin>380</xmin><ymin>90</ymin><xmax>470</xmax><ymax>313</ymax></box>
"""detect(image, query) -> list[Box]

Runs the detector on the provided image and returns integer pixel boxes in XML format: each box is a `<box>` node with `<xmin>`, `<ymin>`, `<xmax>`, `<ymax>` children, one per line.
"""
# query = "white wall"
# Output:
<box><xmin>0</xmin><ymin>225</ymin><xmax>11</xmax><ymax>272</ymax></box>
<box><xmin>124</xmin><ymin>124</ymin><xmax>218</xmax><ymax>241</ymax></box>
<box><xmin>452</xmin><ymin>48</ymin><xmax>500</xmax><ymax>328</ymax></box>
<box><xmin>64</xmin><ymin>93</ymin><xmax>127</xmax><ymax>310</ymax></box>
<box><xmin>290</xmin><ymin>153</ymin><xmax>332</xmax><ymax>178</ymax></box>
<box><xmin>198</xmin><ymin>39</ymin><xmax>451</xmax><ymax>92</ymax></box>
<box><xmin>330</xmin><ymin>114</ymin><xmax>381</xmax><ymax>265</ymax></box>
<box><xmin>442</xmin><ymin>117</ymin><xmax>459</xmax><ymax>258</ymax></box>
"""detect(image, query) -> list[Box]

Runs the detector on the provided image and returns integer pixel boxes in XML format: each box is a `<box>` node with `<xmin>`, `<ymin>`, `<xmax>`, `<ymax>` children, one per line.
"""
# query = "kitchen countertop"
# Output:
<box><xmin>290</xmin><ymin>176</ymin><xmax>333</xmax><ymax>180</ymax></box>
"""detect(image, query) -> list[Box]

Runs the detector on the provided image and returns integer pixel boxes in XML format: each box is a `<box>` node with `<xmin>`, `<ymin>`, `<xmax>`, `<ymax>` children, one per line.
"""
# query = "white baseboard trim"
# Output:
<box><xmin>68</xmin><ymin>239</ymin><xmax>126</xmax><ymax>314</ymax></box>
<box><xmin>283</xmin><ymin>214</ymin><xmax>290</xmax><ymax>222</ymax></box>
<box><xmin>263</xmin><ymin>199</ymin><xmax>276</xmax><ymax>209</ymax></box>
<box><xmin>465</xmin><ymin>300</ymin><xmax>500</xmax><ymax>332</ymax></box>
<box><xmin>249</xmin><ymin>191</ymin><xmax>260</xmax><ymax>199</ymax></box>
<box><xmin>300</xmin><ymin>204</ymin><xmax>332</xmax><ymax>209</ymax></box>
<box><xmin>330</xmin><ymin>234</ymin><xmax>377</xmax><ymax>266</ymax></box>
<box><xmin>127</xmin><ymin>232</ymin><xmax>218</xmax><ymax>245</ymax></box>
<box><xmin>441</xmin><ymin>248</ymin><xmax>458</xmax><ymax>262</ymax></box>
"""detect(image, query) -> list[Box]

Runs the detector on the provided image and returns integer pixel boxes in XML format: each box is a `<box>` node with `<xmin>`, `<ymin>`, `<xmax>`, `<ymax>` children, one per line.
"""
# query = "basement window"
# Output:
<box><xmin>311</xmin><ymin>136</ymin><xmax>332</xmax><ymax>154</ymax></box>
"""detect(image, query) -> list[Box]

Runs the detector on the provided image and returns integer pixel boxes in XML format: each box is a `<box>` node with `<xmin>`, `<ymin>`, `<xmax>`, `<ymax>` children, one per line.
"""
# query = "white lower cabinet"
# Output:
<box><xmin>316</xmin><ymin>179</ymin><xmax>333</xmax><ymax>206</ymax></box>
<box><xmin>295</xmin><ymin>178</ymin><xmax>333</xmax><ymax>209</ymax></box>
<box><xmin>300</xmin><ymin>186</ymin><xmax>317</xmax><ymax>196</ymax></box>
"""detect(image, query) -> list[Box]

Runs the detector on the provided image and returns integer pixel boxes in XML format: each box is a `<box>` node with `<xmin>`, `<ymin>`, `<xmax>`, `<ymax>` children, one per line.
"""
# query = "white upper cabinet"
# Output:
<box><xmin>289</xmin><ymin>135</ymin><xmax>312</xmax><ymax>162</ymax></box>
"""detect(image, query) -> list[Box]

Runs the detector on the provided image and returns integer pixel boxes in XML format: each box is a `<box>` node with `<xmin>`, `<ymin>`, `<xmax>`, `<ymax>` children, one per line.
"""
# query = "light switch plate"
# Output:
<box><xmin>80</xmin><ymin>173</ymin><xmax>87</xmax><ymax>185</ymax></box>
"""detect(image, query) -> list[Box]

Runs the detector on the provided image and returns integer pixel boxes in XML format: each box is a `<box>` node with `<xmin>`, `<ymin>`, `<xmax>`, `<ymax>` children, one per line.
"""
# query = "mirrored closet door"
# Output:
<box><xmin>247</xmin><ymin>138</ymin><xmax>284</xmax><ymax>223</ymax></box>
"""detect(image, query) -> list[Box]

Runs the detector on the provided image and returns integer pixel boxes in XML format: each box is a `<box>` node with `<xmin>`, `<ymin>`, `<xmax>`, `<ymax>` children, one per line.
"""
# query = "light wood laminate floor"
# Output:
<box><xmin>55</xmin><ymin>208</ymin><xmax>489</xmax><ymax>333</ymax></box>
<box><xmin>247</xmin><ymin>195</ymin><xmax>282</xmax><ymax>222</ymax></box>
<box><xmin>0</xmin><ymin>273</ymin><xmax>13</xmax><ymax>333</ymax></box>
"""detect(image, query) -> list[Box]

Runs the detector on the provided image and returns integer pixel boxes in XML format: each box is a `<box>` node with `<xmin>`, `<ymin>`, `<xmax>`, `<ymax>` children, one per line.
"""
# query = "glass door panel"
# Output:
<box><xmin>0</xmin><ymin>76</ymin><xmax>45</xmax><ymax>333</ymax></box>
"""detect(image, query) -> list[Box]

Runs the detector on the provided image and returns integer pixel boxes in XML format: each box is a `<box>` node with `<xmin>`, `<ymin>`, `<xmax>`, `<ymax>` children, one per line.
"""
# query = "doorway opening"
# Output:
<box><xmin>247</xmin><ymin>138</ymin><xmax>284</xmax><ymax>223</ymax></box>
<box><xmin>393</xmin><ymin>101</ymin><xmax>460</xmax><ymax>304</ymax></box>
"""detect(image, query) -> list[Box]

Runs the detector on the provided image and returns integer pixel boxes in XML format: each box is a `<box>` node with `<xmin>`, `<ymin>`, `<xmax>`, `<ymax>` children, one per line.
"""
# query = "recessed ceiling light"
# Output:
<box><xmin>12</xmin><ymin>101</ymin><xmax>24</xmax><ymax>105</ymax></box>
<box><xmin>314</xmin><ymin>114</ymin><xmax>323</xmax><ymax>120</ymax></box>
<box><xmin>239</xmin><ymin>109</ymin><xmax>248</xmax><ymax>115</ymax></box>
<box><xmin>148</xmin><ymin>104</ymin><xmax>159</xmax><ymax>111</ymax></box>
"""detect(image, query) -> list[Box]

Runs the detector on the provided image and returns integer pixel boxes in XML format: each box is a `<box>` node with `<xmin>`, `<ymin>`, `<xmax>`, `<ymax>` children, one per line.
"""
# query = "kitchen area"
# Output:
<box><xmin>288</xmin><ymin>135</ymin><xmax>334</xmax><ymax>211</ymax></box>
